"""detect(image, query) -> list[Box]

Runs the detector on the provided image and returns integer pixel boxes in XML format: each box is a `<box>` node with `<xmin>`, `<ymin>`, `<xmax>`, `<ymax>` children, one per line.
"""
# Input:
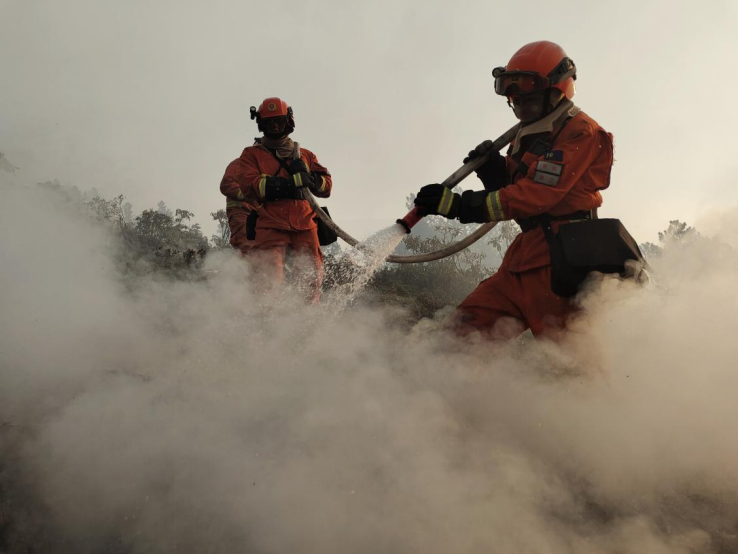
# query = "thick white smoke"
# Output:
<box><xmin>0</xmin><ymin>183</ymin><xmax>736</xmax><ymax>553</ymax></box>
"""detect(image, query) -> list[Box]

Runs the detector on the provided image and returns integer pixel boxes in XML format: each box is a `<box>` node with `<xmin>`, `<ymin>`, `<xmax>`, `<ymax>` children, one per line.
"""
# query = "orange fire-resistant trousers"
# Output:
<box><xmin>455</xmin><ymin>265</ymin><xmax>577</xmax><ymax>339</ymax></box>
<box><xmin>252</xmin><ymin>227</ymin><xmax>324</xmax><ymax>303</ymax></box>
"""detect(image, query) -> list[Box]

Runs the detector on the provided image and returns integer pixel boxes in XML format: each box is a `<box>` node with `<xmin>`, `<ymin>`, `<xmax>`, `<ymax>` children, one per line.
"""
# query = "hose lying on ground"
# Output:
<box><xmin>299</xmin><ymin>123</ymin><xmax>518</xmax><ymax>264</ymax></box>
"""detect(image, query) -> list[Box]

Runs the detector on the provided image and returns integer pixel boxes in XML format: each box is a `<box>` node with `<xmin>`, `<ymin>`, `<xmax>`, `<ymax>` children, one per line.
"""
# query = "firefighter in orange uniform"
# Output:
<box><xmin>220</xmin><ymin>97</ymin><xmax>332</xmax><ymax>302</ymax></box>
<box><xmin>413</xmin><ymin>41</ymin><xmax>614</xmax><ymax>338</ymax></box>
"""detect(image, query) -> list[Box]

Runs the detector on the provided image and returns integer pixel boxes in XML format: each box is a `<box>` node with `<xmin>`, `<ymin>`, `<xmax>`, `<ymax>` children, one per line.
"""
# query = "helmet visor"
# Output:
<box><xmin>494</xmin><ymin>71</ymin><xmax>546</xmax><ymax>96</ymax></box>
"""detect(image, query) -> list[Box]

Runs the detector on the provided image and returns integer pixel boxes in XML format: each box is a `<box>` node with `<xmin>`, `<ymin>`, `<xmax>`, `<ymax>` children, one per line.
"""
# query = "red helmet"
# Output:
<box><xmin>493</xmin><ymin>41</ymin><xmax>576</xmax><ymax>99</ymax></box>
<box><xmin>250</xmin><ymin>96</ymin><xmax>295</xmax><ymax>133</ymax></box>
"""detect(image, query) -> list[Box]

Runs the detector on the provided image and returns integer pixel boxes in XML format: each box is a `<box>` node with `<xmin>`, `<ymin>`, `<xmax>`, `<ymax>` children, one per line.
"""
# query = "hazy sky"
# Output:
<box><xmin>1</xmin><ymin>0</ymin><xmax>736</xmax><ymax>242</ymax></box>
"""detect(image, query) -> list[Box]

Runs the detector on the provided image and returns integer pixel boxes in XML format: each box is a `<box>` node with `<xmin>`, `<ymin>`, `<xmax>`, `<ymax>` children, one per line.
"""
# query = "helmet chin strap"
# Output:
<box><xmin>536</xmin><ymin>90</ymin><xmax>565</xmax><ymax>121</ymax></box>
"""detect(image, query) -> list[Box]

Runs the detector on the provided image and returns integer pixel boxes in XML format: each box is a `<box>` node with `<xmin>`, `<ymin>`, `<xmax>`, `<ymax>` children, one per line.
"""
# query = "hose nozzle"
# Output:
<box><xmin>396</xmin><ymin>207</ymin><xmax>423</xmax><ymax>234</ymax></box>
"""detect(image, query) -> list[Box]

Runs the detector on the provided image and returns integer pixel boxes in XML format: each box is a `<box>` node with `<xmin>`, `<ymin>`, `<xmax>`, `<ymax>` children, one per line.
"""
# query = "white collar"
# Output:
<box><xmin>511</xmin><ymin>100</ymin><xmax>581</xmax><ymax>154</ymax></box>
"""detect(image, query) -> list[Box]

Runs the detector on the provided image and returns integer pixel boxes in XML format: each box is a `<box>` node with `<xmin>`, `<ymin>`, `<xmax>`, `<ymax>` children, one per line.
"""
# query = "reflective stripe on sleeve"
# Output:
<box><xmin>485</xmin><ymin>191</ymin><xmax>505</xmax><ymax>222</ymax></box>
<box><xmin>226</xmin><ymin>200</ymin><xmax>243</xmax><ymax>208</ymax></box>
<box><xmin>293</xmin><ymin>173</ymin><xmax>303</xmax><ymax>187</ymax></box>
<box><xmin>315</xmin><ymin>175</ymin><xmax>327</xmax><ymax>193</ymax></box>
<box><xmin>437</xmin><ymin>188</ymin><xmax>454</xmax><ymax>216</ymax></box>
<box><xmin>258</xmin><ymin>175</ymin><xmax>268</xmax><ymax>199</ymax></box>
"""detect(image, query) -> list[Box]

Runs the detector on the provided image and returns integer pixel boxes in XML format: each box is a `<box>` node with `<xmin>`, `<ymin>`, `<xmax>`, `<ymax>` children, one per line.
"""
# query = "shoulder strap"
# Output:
<box><xmin>548</xmin><ymin>115</ymin><xmax>573</xmax><ymax>146</ymax></box>
<box><xmin>262</xmin><ymin>146</ymin><xmax>295</xmax><ymax>175</ymax></box>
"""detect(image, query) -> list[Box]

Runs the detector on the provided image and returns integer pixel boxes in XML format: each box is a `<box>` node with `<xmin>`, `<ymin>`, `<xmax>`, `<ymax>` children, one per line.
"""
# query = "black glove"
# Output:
<box><xmin>413</xmin><ymin>184</ymin><xmax>460</xmax><ymax>219</ymax></box>
<box><xmin>463</xmin><ymin>139</ymin><xmax>495</xmax><ymax>164</ymax></box>
<box><xmin>457</xmin><ymin>190</ymin><xmax>491</xmax><ymax>224</ymax></box>
<box><xmin>263</xmin><ymin>176</ymin><xmax>301</xmax><ymax>201</ymax></box>
<box><xmin>291</xmin><ymin>171</ymin><xmax>316</xmax><ymax>189</ymax></box>
<box><xmin>288</xmin><ymin>158</ymin><xmax>309</xmax><ymax>175</ymax></box>
<box><xmin>463</xmin><ymin>140</ymin><xmax>508</xmax><ymax>192</ymax></box>
<box><xmin>285</xmin><ymin>159</ymin><xmax>317</xmax><ymax>191</ymax></box>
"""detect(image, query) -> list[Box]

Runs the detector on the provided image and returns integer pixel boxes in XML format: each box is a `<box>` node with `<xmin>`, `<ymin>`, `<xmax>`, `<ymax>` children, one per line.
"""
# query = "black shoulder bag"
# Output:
<box><xmin>313</xmin><ymin>206</ymin><xmax>338</xmax><ymax>246</ymax></box>
<box><xmin>514</xmin><ymin>119</ymin><xmax>647</xmax><ymax>297</ymax></box>
<box><xmin>541</xmin><ymin>217</ymin><xmax>647</xmax><ymax>298</ymax></box>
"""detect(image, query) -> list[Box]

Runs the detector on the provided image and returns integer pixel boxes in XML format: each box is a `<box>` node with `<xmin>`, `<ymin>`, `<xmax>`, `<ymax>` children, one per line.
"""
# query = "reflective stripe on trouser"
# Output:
<box><xmin>252</xmin><ymin>227</ymin><xmax>323</xmax><ymax>303</ymax></box>
<box><xmin>454</xmin><ymin>266</ymin><xmax>577</xmax><ymax>339</ymax></box>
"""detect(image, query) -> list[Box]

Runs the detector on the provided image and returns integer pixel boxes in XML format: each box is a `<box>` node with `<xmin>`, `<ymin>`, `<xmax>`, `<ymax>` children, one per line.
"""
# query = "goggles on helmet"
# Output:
<box><xmin>492</xmin><ymin>57</ymin><xmax>576</xmax><ymax>96</ymax></box>
<box><xmin>493</xmin><ymin>70</ymin><xmax>545</xmax><ymax>96</ymax></box>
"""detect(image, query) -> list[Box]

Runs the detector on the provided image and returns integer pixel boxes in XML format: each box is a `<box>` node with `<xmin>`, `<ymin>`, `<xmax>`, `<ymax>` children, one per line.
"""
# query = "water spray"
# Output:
<box><xmin>303</xmin><ymin>124</ymin><xmax>519</xmax><ymax>264</ymax></box>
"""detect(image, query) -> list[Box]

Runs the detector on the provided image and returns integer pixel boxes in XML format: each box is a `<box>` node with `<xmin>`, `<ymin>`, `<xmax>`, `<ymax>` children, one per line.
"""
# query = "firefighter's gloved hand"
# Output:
<box><xmin>292</xmin><ymin>172</ymin><xmax>316</xmax><ymax>189</ymax></box>
<box><xmin>457</xmin><ymin>190</ymin><xmax>491</xmax><ymax>224</ymax></box>
<box><xmin>263</xmin><ymin>176</ymin><xmax>301</xmax><ymax>201</ymax></box>
<box><xmin>464</xmin><ymin>141</ymin><xmax>507</xmax><ymax>192</ymax></box>
<box><xmin>413</xmin><ymin>184</ymin><xmax>460</xmax><ymax>219</ymax></box>
<box><xmin>288</xmin><ymin>158</ymin><xmax>309</xmax><ymax>175</ymax></box>
<box><xmin>463</xmin><ymin>139</ymin><xmax>495</xmax><ymax>164</ymax></box>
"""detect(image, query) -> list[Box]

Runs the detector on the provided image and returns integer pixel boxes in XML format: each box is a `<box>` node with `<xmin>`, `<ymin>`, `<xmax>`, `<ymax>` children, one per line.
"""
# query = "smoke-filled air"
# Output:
<box><xmin>0</xmin><ymin>174</ymin><xmax>736</xmax><ymax>553</ymax></box>
<box><xmin>1</xmin><ymin>1</ymin><xmax>737</xmax><ymax>552</ymax></box>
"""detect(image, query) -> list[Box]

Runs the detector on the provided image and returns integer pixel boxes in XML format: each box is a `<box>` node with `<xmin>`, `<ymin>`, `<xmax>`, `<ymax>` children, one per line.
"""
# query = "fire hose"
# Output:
<box><xmin>300</xmin><ymin>123</ymin><xmax>519</xmax><ymax>264</ymax></box>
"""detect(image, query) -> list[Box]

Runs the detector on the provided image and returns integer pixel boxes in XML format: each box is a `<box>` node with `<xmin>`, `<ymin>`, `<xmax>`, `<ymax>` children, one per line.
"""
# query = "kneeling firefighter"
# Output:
<box><xmin>413</xmin><ymin>41</ymin><xmax>644</xmax><ymax>339</ymax></box>
<box><xmin>219</xmin><ymin>97</ymin><xmax>332</xmax><ymax>302</ymax></box>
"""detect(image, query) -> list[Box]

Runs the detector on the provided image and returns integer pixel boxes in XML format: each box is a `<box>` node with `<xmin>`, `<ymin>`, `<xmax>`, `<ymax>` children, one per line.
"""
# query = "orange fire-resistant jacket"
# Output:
<box><xmin>482</xmin><ymin>103</ymin><xmax>613</xmax><ymax>272</ymax></box>
<box><xmin>220</xmin><ymin>144</ymin><xmax>332</xmax><ymax>233</ymax></box>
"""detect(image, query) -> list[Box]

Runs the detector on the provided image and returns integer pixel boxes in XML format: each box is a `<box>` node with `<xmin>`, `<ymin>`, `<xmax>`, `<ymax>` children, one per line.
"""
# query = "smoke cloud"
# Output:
<box><xmin>0</xmin><ymin>183</ymin><xmax>736</xmax><ymax>553</ymax></box>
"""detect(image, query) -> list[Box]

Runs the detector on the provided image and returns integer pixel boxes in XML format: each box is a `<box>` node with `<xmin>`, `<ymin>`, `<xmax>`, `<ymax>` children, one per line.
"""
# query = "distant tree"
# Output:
<box><xmin>81</xmin><ymin>187</ymin><xmax>101</xmax><ymax>203</ymax></box>
<box><xmin>174</xmin><ymin>208</ymin><xmax>194</xmax><ymax>227</ymax></box>
<box><xmin>658</xmin><ymin>220</ymin><xmax>698</xmax><ymax>243</ymax></box>
<box><xmin>133</xmin><ymin>208</ymin><xmax>208</xmax><ymax>273</ymax></box>
<box><xmin>486</xmin><ymin>220</ymin><xmax>520</xmax><ymax>265</ymax></box>
<box><xmin>157</xmin><ymin>200</ymin><xmax>173</xmax><ymax>217</ymax></box>
<box><xmin>86</xmin><ymin>194</ymin><xmax>131</xmax><ymax>241</ymax></box>
<box><xmin>34</xmin><ymin>182</ymin><xmax>214</xmax><ymax>277</ymax></box>
<box><xmin>210</xmin><ymin>209</ymin><xmax>230</xmax><ymax>249</ymax></box>
<box><xmin>137</xmin><ymin>209</ymin><xmax>206</xmax><ymax>249</ymax></box>
<box><xmin>639</xmin><ymin>241</ymin><xmax>663</xmax><ymax>259</ymax></box>
<box><xmin>639</xmin><ymin>220</ymin><xmax>700</xmax><ymax>260</ymax></box>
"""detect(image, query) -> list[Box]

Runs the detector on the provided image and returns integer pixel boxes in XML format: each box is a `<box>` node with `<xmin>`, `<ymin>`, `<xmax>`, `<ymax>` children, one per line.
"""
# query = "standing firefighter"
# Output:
<box><xmin>220</xmin><ymin>97</ymin><xmax>332</xmax><ymax>302</ymax></box>
<box><xmin>413</xmin><ymin>41</ymin><xmax>643</xmax><ymax>339</ymax></box>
